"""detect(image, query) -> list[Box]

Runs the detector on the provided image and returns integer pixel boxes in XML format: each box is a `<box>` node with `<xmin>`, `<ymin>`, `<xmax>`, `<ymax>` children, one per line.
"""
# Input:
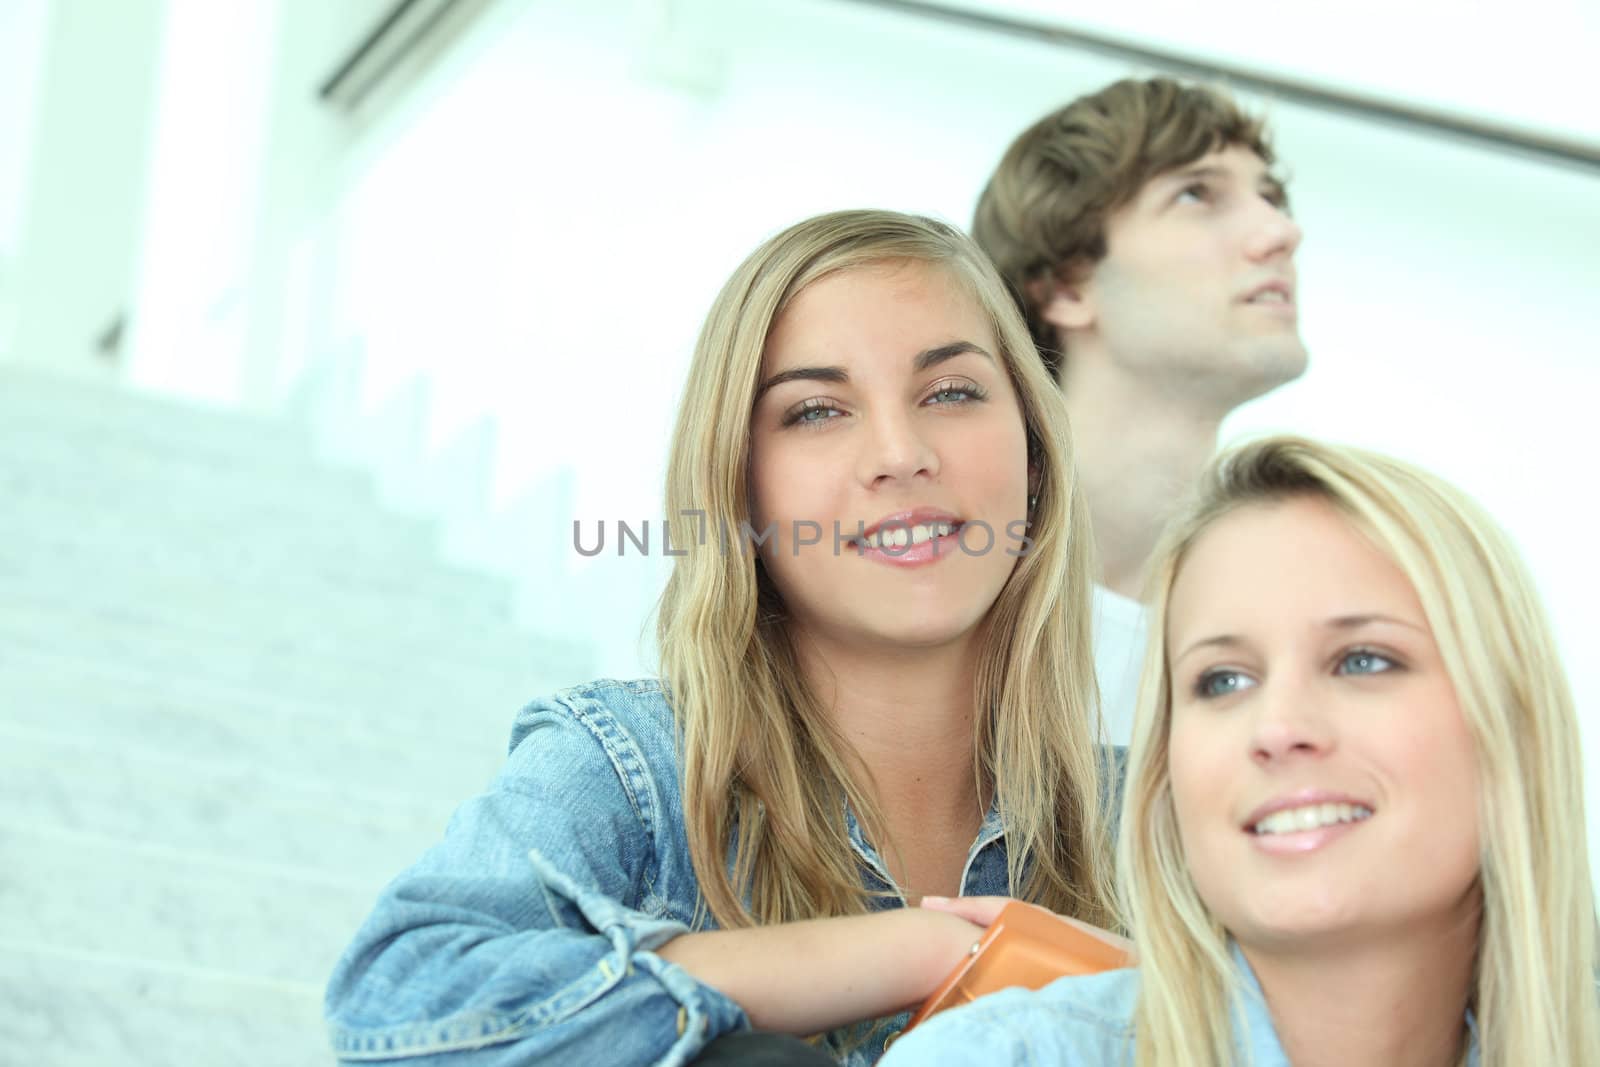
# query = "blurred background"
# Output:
<box><xmin>1</xmin><ymin>0</ymin><xmax>1596</xmax><ymax>1061</ymax></box>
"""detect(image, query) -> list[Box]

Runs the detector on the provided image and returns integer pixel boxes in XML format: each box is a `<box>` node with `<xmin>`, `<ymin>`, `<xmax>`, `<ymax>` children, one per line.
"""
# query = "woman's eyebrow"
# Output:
<box><xmin>1323</xmin><ymin>613</ymin><xmax>1426</xmax><ymax>634</ymax></box>
<box><xmin>914</xmin><ymin>341</ymin><xmax>994</xmax><ymax>372</ymax></box>
<box><xmin>754</xmin><ymin>365</ymin><xmax>848</xmax><ymax>400</ymax></box>
<box><xmin>1173</xmin><ymin>633</ymin><xmax>1246</xmax><ymax>664</ymax></box>
<box><xmin>756</xmin><ymin>342</ymin><xmax>993</xmax><ymax>400</ymax></box>
<box><xmin>1174</xmin><ymin>614</ymin><xmax>1427</xmax><ymax>662</ymax></box>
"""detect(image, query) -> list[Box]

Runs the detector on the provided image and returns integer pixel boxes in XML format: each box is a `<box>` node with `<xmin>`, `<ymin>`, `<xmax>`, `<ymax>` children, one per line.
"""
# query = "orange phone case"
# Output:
<box><xmin>905</xmin><ymin>901</ymin><xmax>1132</xmax><ymax>1032</ymax></box>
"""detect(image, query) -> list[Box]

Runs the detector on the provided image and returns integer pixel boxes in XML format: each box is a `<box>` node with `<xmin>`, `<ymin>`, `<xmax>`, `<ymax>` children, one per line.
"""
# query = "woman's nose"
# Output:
<box><xmin>857</xmin><ymin>411</ymin><xmax>939</xmax><ymax>489</ymax></box>
<box><xmin>1249</xmin><ymin>676</ymin><xmax>1335</xmax><ymax>765</ymax></box>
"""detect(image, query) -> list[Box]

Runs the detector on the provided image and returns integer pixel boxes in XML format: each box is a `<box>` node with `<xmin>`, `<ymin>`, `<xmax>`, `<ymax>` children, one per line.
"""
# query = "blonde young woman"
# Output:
<box><xmin>890</xmin><ymin>436</ymin><xmax>1600</xmax><ymax>1065</ymax></box>
<box><xmin>323</xmin><ymin>210</ymin><xmax>1120</xmax><ymax>1066</ymax></box>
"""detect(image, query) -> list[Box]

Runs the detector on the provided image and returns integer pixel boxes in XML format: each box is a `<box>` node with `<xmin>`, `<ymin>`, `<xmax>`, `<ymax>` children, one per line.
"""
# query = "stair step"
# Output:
<box><xmin>2</xmin><ymin>458</ymin><xmax>426</xmax><ymax>537</ymax></box>
<box><xmin>0</xmin><ymin>940</ymin><xmax>329</xmax><ymax>1066</ymax></box>
<box><xmin>0</xmin><ymin>597</ymin><xmax>570</xmax><ymax>709</ymax></box>
<box><xmin>2</xmin><ymin>521</ymin><xmax>514</xmax><ymax>620</ymax></box>
<box><xmin>4</xmin><ymin>510</ymin><xmax>449</xmax><ymax>591</ymax></box>
<box><xmin>0</xmin><ymin>725</ymin><xmax>473</xmax><ymax>876</ymax></box>
<box><xmin>0</xmin><ymin>565</ymin><xmax>530</xmax><ymax>666</ymax></box>
<box><xmin>0</xmin><ymin>368</ymin><xmax>306</xmax><ymax>464</ymax></box>
<box><xmin>0</xmin><ymin>641</ymin><xmax>555</xmax><ymax>737</ymax></box>
<box><xmin>0</xmin><ymin>823</ymin><xmax>382</xmax><ymax>986</ymax></box>
<box><xmin>4</xmin><ymin>490</ymin><xmax>448</xmax><ymax>574</ymax></box>
<box><xmin>0</xmin><ymin>661</ymin><xmax>519</xmax><ymax>763</ymax></box>
<box><xmin>0</xmin><ymin>417</ymin><xmax>345</xmax><ymax>485</ymax></box>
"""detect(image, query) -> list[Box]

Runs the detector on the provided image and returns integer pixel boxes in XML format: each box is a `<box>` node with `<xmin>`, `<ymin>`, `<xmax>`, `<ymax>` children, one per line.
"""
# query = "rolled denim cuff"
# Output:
<box><xmin>329</xmin><ymin>851</ymin><xmax>748</xmax><ymax>1064</ymax></box>
<box><xmin>527</xmin><ymin>846</ymin><xmax>750</xmax><ymax>1064</ymax></box>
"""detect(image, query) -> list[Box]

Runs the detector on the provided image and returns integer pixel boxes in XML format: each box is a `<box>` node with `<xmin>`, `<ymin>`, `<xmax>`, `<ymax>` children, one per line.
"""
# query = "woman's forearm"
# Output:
<box><xmin>656</xmin><ymin>908</ymin><xmax>982</xmax><ymax>1034</ymax></box>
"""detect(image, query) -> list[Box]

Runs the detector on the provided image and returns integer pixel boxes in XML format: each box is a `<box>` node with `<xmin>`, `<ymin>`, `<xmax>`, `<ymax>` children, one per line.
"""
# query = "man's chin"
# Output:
<box><xmin>1279</xmin><ymin>339</ymin><xmax>1311</xmax><ymax>383</ymax></box>
<box><xmin>1231</xmin><ymin>339</ymin><xmax>1309</xmax><ymax>402</ymax></box>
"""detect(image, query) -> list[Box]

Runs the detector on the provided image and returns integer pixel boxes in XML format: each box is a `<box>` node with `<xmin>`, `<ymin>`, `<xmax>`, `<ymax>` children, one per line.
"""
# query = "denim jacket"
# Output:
<box><xmin>325</xmin><ymin>678</ymin><xmax>1086</xmax><ymax>1067</ymax></box>
<box><xmin>879</xmin><ymin>942</ymin><xmax>1482</xmax><ymax>1066</ymax></box>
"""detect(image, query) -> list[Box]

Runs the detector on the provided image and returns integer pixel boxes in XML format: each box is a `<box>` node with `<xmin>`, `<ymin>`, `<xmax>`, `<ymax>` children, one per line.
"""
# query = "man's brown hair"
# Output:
<box><xmin>972</xmin><ymin>77</ymin><xmax>1279</xmax><ymax>379</ymax></box>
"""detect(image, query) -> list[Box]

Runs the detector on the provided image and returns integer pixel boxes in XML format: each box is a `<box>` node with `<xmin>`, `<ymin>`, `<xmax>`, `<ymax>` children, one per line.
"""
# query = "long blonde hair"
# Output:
<box><xmin>1119</xmin><ymin>435</ymin><xmax>1600</xmax><ymax>1066</ymax></box>
<box><xmin>657</xmin><ymin>210</ymin><xmax>1116</xmax><ymax>933</ymax></box>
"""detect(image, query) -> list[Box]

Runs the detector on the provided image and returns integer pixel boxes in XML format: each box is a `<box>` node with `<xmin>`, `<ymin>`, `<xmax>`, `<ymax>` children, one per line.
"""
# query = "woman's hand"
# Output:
<box><xmin>919</xmin><ymin>895</ymin><xmax>1137</xmax><ymax>959</ymax></box>
<box><xmin>917</xmin><ymin>894</ymin><xmax>1012</xmax><ymax>927</ymax></box>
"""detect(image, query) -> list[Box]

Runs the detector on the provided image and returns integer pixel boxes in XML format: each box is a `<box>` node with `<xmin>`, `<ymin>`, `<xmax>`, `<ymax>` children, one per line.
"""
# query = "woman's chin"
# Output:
<box><xmin>838</xmin><ymin>613</ymin><xmax>982</xmax><ymax>652</ymax></box>
<box><xmin>1227</xmin><ymin>899</ymin><xmax>1374</xmax><ymax>951</ymax></box>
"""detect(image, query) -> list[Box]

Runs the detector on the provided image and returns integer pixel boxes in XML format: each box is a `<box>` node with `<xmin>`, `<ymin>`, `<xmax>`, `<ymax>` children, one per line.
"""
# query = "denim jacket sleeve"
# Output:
<box><xmin>324</xmin><ymin>687</ymin><xmax>749</xmax><ymax>1065</ymax></box>
<box><xmin>879</xmin><ymin>968</ymin><xmax>1141</xmax><ymax>1067</ymax></box>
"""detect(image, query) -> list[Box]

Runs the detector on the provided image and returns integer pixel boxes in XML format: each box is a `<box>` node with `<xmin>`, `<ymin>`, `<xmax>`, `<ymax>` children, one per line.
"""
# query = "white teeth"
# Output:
<box><xmin>861</xmin><ymin>522</ymin><xmax>955</xmax><ymax>550</ymax></box>
<box><xmin>1252</xmin><ymin>802</ymin><xmax>1372</xmax><ymax>836</ymax></box>
<box><xmin>1250</xmin><ymin>290</ymin><xmax>1288</xmax><ymax>304</ymax></box>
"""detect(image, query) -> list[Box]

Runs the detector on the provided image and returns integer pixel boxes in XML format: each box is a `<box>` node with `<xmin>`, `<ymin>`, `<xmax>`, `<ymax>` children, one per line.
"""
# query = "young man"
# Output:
<box><xmin>972</xmin><ymin>78</ymin><xmax>1307</xmax><ymax>741</ymax></box>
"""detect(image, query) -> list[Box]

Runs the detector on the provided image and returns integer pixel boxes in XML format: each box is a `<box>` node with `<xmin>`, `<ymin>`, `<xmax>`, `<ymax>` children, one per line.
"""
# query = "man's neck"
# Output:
<box><xmin>1061</xmin><ymin>363</ymin><xmax>1223</xmax><ymax>597</ymax></box>
<box><xmin>1242</xmin><ymin>924</ymin><xmax>1478</xmax><ymax>1067</ymax></box>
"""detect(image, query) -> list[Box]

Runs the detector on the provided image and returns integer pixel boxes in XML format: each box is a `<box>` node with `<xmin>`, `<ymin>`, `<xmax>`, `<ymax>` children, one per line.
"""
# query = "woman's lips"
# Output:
<box><xmin>852</xmin><ymin>529</ymin><xmax>966</xmax><ymax>567</ymax></box>
<box><xmin>1249</xmin><ymin>818</ymin><xmax>1364</xmax><ymax>855</ymax></box>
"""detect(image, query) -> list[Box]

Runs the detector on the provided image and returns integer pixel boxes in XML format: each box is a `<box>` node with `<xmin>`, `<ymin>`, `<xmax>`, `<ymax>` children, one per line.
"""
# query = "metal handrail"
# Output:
<box><xmin>319</xmin><ymin>0</ymin><xmax>468</xmax><ymax>108</ymax></box>
<box><xmin>835</xmin><ymin>0</ymin><xmax>1600</xmax><ymax>176</ymax></box>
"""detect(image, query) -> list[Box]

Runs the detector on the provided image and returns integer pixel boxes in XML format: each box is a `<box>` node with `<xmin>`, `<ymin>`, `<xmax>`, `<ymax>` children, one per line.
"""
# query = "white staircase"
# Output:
<box><xmin>0</xmin><ymin>367</ymin><xmax>591</xmax><ymax>1065</ymax></box>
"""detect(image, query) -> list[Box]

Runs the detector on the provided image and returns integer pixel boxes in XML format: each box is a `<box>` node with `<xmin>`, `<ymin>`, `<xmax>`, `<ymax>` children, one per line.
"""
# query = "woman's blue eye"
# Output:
<box><xmin>1338</xmin><ymin>649</ymin><xmax>1396</xmax><ymax>675</ymax></box>
<box><xmin>784</xmin><ymin>400</ymin><xmax>845</xmax><ymax>427</ymax></box>
<box><xmin>1195</xmin><ymin>669</ymin><xmax>1255</xmax><ymax>699</ymax></box>
<box><xmin>925</xmin><ymin>381</ymin><xmax>987</xmax><ymax>406</ymax></box>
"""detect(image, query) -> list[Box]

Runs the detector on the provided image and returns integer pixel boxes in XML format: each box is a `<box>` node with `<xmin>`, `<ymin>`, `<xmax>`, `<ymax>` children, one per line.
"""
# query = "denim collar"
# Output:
<box><xmin>842</xmin><ymin>797</ymin><xmax>1006</xmax><ymax>904</ymax></box>
<box><xmin>1228</xmin><ymin>943</ymin><xmax>1292</xmax><ymax>1065</ymax></box>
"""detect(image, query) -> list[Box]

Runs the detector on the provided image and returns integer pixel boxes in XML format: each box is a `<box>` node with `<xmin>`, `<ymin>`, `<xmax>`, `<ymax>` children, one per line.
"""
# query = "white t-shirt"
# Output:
<box><xmin>1092</xmin><ymin>584</ymin><xmax>1149</xmax><ymax>746</ymax></box>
